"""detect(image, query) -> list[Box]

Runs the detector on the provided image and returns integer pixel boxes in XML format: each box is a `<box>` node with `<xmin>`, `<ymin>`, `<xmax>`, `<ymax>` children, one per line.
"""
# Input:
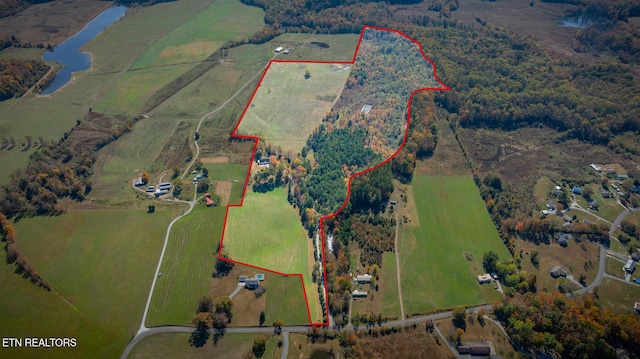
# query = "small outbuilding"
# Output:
<box><xmin>624</xmin><ymin>260</ymin><xmax>636</xmax><ymax>274</ymax></box>
<box><xmin>352</xmin><ymin>290</ymin><xmax>368</xmax><ymax>298</ymax></box>
<box><xmin>356</xmin><ymin>274</ymin><xmax>372</xmax><ymax>284</ymax></box>
<box><xmin>275</xmin><ymin>46</ymin><xmax>283</xmax><ymax>53</ymax></box>
<box><xmin>602</xmin><ymin>191</ymin><xmax>612</xmax><ymax>198</ymax></box>
<box><xmin>238</xmin><ymin>275</ymin><xmax>248</xmax><ymax>283</ymax></box>
<box><xmin>550</xmin><ymin>266</ymin><xmax>567</xmax><ymax>278</ymax></box>
<box><xmin>634</xmin><ymin>302</ymin><xmax>640</xmax><ymax>313</ymax></box>
<box><xmin>477</xmin><ymin>274</ymin><xmax>492</xmax><ymax>284</ymax></box>
<box><xmin>458</xmin><ymin>343</ymin><xmax>492</xmax><ymax>356</ymax></box>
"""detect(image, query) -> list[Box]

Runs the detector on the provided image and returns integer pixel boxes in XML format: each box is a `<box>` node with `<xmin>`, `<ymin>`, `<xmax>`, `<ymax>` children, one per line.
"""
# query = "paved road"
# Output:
<box><xmin>572</xmin><ymin>207</ymin><xmax>640</xmax><ymax>296</ymax></box>
<box><xmin>609</xmin><ymin>208</ymin><xmax>640</xmax><ymax>238</ymax></box>
<box><xmin>121</xmin><ymin>304</ymin><xmax>492</xmax><ymax>358</ymax></box>
<box><xmin>280</xmin><ymin>331</ymin><xmax>289</xmax><ymax>359</ymax></box>
<box><xmin>229</xmin><ymin>283</ymin><xmax>244</xmax><ymax>299</ymax></box>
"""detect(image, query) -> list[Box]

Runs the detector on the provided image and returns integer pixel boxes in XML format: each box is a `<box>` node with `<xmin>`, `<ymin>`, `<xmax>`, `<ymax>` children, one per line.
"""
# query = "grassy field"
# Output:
<box><xmin>236</xmin><ymin>62</ymin><xmax>351</xmax><ymax>152</ymax></box>
<box><xmin>380</xmin><ymin>252</ymin><xmax>401</xmax><ymax>317</ymax></box>
<box><xmin>514</xmin><ymin>238</ymin><xmax>600</xmax><ymax>292</ymax></box>
<box><xmin>128</xmin><ymin>333</ymin><xmax>277</xmax><ymax>359</ymax></box>
<box><xmin>146</xmin><ymin>204</ymin><xmax>226</xmax><ymax>326</ymax></box>
<box><xmin>203</xmin><ymin>162</ymin><xmax>249</xmax><ymax>204</ymax></box>
<box><xmin>399</xmin><ymin>172</ymin><xmax>510</xmax><ymax>315</ymax></box>
<box><xmin>224</xmin><ymin>188</ymin><xmax>320</xmax><ymax>322</ymax></box>
<box><xmin>595</xmin><ymin>278</ymin><xmax>640</xmax><ymax>314</ymax></box>
<box><xmin>131</xmin><ymin>0</ymin><xmax>264</xmax><ymax>69</ymax></box>
<box><xmin>272</xmin><ymin>33</ymin><xmax>360</xmax><ymax>62</ymax></box>
<box><xmin>0</xmin><ymin>206</ymin><xmax>178</xmax><ymax>358</ymax></box>
<box><xmin>606</xmin><ymin>257</ymin><xmax>627</xmax><ymax>279</ymax></box>
<box><xmin>0</xmin><ymin>0</ymin><xmax>220</xmax><ymax>182</ymax></box>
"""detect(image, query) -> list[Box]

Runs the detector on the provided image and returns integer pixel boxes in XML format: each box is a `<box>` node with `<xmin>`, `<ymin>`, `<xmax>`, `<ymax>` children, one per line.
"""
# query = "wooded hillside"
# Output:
<box><xmin>0</xmin><ymin>59</ymin><xmax>50</xmax><ymax>100</ymax></box>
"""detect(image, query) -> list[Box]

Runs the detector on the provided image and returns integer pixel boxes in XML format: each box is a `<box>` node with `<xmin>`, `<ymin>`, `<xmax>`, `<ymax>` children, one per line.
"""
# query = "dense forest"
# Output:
<box><xmin>0</xmin><ymin>59</ymin><xmax>50</xmax><ymax>100</ymax></box>
<box><xmin>494</xmin><ymin>291</ymin><xmax>640</xmax><ymax>358</ymax></box>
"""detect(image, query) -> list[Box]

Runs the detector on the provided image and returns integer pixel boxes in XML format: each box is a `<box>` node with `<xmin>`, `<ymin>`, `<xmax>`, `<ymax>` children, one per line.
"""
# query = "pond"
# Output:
<box><xmin>559</xmin><ymin>16</ymin><xmax>594</xmax><ymax>29</ymax></box>
<box><xmin>41</xmin><ymin>6</ymin><xmax>127</xmax><ymax>95</ymax></box>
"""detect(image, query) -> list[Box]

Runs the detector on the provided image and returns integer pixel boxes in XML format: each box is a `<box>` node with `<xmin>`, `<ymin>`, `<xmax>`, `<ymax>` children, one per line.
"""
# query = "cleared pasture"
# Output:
<box><xmin>380</xmin><ymin>252</ymin><xmax>401</xmax><ymax>317</ymax></box>
<box><xmin>0</xmin><ymin>0</ymin><xmax>219</xmax><ymax>183</ymax></box>
<box><xmin>128</xmin><ymin>333</ymin><xmax>277</xmax><ymax>359</ymax></box>
<box><xmin>131</xmin><ymin>0</ymin><xmax>264</xmax><ymax>69</ymax></box>
<box><xmin>223</xmin><ymin>188</ymin><xmax>319</xmax><ymax>322</ymax></box>
<box><xmin>272</xmin><ymin>32</ymin><xmax>360</xmax><ymax>62</ymax></box>
<box><xmin>147</xmin><ymin>205</ymin><xmax>226</xmax><ymax>327</ymax></box>
<box><xmin>400</xmin><ymin>173</ymin><xmax>510</xmax><ymax>315</ymax></box>
<box><xmin>595</xmin><ymin>278</ymin><xmax>640</xmax><ymax>315</ymax></box>
<box><xmin>236</xmin><ymin>62</ymin><xmax>351</xmax><ymax>153</ymax></box>
<box><xmin>0</xmin><ymin>206</ymin><xmax>176</xmax><ymax>358</ymax></box>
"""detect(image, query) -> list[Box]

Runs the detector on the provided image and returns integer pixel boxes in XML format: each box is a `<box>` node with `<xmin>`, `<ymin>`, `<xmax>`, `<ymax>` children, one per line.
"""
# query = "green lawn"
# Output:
<box><xmin>0</xmin><ymin>206</ymin><xmax>177</xmax><ymax>358</ymax></box>
<box><xmin>271</xmin><ymin>33</ymin><xmax>361</xmax><ymax>62</ymax></box>
<box><xmin>380</xmin><ymin>252</ymin><xmax>401</xmax><ymax>317</ymax></box>
<box><xmin>128</xmin><ymin>333</ymin><xmax>277</xmax><ymax>359</ymax></box>
<box><xmin>236</xmin><ymin>62</ymin><xmax>351</xmax><ymax>152</ymax></box>
<box><xmin>400</xmin><ymin>174</ymin><xmax>510</xmax><ymax>315</ymax></box>
<box><xmin>131</xmin><ymin>0</ymin><xmax>264</xmax><ymax>69</ymax></box>
<box><xmin>224</xmin><ymin>188</ymin><xmax>320</xmax><ymax>322</ymax></box>
<box><xmin>203</xmin><ymin>162</ymin><xmax>249</xmax><ymax>204</ymax></box>
<box><xmin>264</xmin><ymin>275</ymin><xmax>312</xmax><ymax>326</ymax></box>
<box><xmin>147</xmin><ymin>205</ymin><xmax>226</xmax><ymax>326</ymax></box>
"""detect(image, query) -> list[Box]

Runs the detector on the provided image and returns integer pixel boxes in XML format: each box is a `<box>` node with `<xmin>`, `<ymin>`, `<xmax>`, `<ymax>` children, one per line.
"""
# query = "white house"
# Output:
<box><xmin>275</xmin><ymin>46</ymin><xmax>283</xmax><ymax>53</ymax></box>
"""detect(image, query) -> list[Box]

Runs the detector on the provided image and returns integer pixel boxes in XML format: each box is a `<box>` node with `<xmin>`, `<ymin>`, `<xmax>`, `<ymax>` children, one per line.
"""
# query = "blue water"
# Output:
<box><xmin>559</xmin><ymin>16</ymin><xmax>594</xmax><ymax>29</ymax></box>
<box><xmin>41</xmin><ymin>6</ymin><xmax>127</xmax><ymax>95</ymax></box>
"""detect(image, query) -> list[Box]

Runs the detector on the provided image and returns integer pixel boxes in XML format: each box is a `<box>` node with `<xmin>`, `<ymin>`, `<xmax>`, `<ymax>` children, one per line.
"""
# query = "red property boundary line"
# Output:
<box><xmin>219</xmin><ymin>25</ymin><xmax>450</xmax><ymax>327</ymax></box>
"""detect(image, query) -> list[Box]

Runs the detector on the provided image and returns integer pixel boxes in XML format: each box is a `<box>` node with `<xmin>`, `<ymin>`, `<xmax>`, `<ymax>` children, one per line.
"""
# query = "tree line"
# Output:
<box><xmin>0</xmin><ymin>59</ymin><xmax>51</xmax><ymax>101</ymax></box>
<box><xmin>0</xmin><ymin>112</ymin><xmax>138</xmax><ymax>218</ymax></box>
<box><xmin>494</xmin><ymin>291</ymin><xmax>640</xmax><ymax>358</ymax></box>
<box><xmin>0</xmin><ymin>212</ymin><xmax>50</xmax><ymax>289</ymax></box>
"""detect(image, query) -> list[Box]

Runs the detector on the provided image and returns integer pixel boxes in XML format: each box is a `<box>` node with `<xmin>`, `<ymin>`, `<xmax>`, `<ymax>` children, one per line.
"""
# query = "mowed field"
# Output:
<box><xmin>400</xmin><ymin>172</ymin><xmax>510</xmax><ymax>315</ymax></box>
<box><xmin>128</xmin><ymin>333</ymin><xmax>277</xmax><ymax>359</ymax></box>
<box><xmin>236</xmin><ymin>62</ymin><xmax>351</xmax><ymax>153</ymax></box>
<box><xmin>224</xmin><ymin>188</ymin><xmax>320</xmax><ymax>322</ymax></box>
<box><xmin>0</xmin><ymin>206</ymin><xmax>178</xmax><ymax>358</ymax></box>
<box><xmin>147</xmin><ymin>204</ymin><xmax>225</xmax><ymax>326</ymax></box>
<box><xmin>131</xmin><ymin>0</ymin><xmax>264</xmax><ymax>69</ymax></box>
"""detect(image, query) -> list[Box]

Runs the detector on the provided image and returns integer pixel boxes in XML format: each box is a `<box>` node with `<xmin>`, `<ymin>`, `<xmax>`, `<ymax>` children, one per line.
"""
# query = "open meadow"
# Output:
<box><xmin>399</xmin><ymin>172</ymin><xmax>510</xmax><ymax>315</ymax></box>
<box><xmin>0</xmin><ymin>205</ymin><xmax>178</xmax><ymax>358</ymax></box>
<box><xmin>146</xmin><ymin>204</ymin><xmax>225</xmax><ymax>327</ymax></box>
<box><xmin>224</xmin><ymin>188</ymin><xmax>320</xmax><ymax>322</ymax></box>
<box><xmin>236</xmin><ymin>62</ymin><xmax>351</xmax><ymax>153</ymax></box>
<box><xmin>128</xmin><ymin>332</ymin><xmax>277</xmax><ymax>359</ymax></box>
<box><xmin>131</xmin><ymin>0</ymin><xmax>264</xmax><ymax>69</ymax></box>
<box><xmin>594</xmin><ymin>278</ymin><xmax>640</xmax><ymax>315</ymax></box>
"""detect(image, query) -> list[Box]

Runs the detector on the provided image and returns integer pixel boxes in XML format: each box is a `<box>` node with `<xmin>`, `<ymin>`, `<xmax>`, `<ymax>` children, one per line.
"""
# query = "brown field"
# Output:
<box><xmin>456</xmin><ymin>126</ymin><xmax>639</xmax><ymax>212</ymax></box>
<box><xmin>286</xmin><ymin>333</ymin><xmax>342</xmax><ymax>359</ymax></box>
<box><xmin>358</xmin><ymin>325</ymin><xmax>455</xmax><ymax>359</ymax></box>
<box><xmin>214</xmin><ymin>181</ymin><xmax>232</xmax><ymax>206</ymax></box>
<box><xmin>416</xmin><ymin>117</ymin><xmax>469</xmax><ymax>176</ymax></box>
<box><xmin>0</xmin><ymin>0</ymin><xmax>112</xmax><ymax>46</ymax></box>
<box><xmin>437</xmin><ymin>316</ymin><xmax>517</xmax><ymax>358</ymax></box>
<box><xmin>514</xmin><ymin>237</ymin><xmax>600</xmax><ymax>293</ymax></box>
<box><xmin>201</xmin><ymin>156</ymin><xmax>230</xmax><ymax>163</ymax></box>
<box><xmin>447</xmin><ymin>0</ymin><xmax>611</xmax><ymax>64</ymax></box>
